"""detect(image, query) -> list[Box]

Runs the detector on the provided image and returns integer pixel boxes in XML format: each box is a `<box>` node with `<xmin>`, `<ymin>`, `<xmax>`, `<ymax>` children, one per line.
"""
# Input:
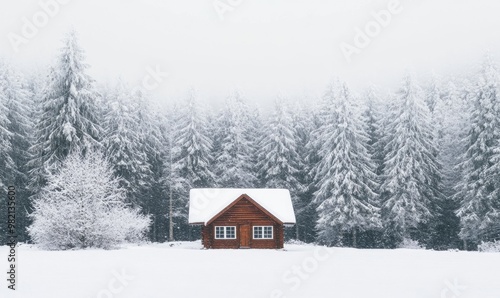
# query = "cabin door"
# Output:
<box><xmin>240</xmin><ymin>224</ymin><xmax>250</xmax><ymax>248</ymax></box>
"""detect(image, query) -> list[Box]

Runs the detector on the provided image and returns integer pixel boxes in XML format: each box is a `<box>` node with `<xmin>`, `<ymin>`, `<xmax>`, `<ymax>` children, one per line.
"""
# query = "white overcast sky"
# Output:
<box><xmin>1</xmin><ymin>0</ymin><xmax>499</xmax><ymax>107</ymax></box>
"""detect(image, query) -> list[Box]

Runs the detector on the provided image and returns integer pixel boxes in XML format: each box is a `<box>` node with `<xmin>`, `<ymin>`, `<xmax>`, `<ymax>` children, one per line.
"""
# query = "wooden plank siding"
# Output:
<box><xmin>201</xmin><ymin>197</ymin><xmax>284</xmax><ymax>249</ymax></box>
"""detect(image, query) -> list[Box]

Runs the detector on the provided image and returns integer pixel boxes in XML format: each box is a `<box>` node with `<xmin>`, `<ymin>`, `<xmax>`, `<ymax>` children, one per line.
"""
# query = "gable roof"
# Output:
<box><xmin>206</xmin><ymin>194</ymin><xmax>283</xmax><ymax>225</ymax></box>
<box><xmin>188</xmin><ymin>188</ymin><xmax>296</xmax><ymax>225</ymax></box>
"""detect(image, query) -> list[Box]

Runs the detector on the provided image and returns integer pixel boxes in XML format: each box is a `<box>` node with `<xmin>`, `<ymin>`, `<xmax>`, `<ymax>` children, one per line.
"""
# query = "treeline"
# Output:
<box><xmin>1</xmin><ymin>31</ymin><xmax>499</xmax><ymax>250</ymax></box>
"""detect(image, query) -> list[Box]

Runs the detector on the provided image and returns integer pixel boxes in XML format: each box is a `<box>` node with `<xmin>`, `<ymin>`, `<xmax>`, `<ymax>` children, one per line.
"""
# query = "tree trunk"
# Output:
<box><xmin>168</xmin><ymin>196</ymin><xmax>174</xmax><ymax>241</ymax></box>
<box><xmin>296</xmin><ymin>223</ymin><xmax>299</xmax><ymax>241</ymax></box>
<box><xmin>153</xmin><ymin>216</ymin><xmax>157</xmax><ymax>241</ymax></box>
<box><xmin>463</xmin><ymin>239</ymin><xmax>467</xmax><ymax>251</ymax></box>
<box><xmin>168</xmin><ymin>133</ymin><xmax>174</xmax><ymax>242</ymax></box>
<box><xmin>352</xmin><ymin>229</ymin><xmax>357</xmax><ymax>248</ymax></box>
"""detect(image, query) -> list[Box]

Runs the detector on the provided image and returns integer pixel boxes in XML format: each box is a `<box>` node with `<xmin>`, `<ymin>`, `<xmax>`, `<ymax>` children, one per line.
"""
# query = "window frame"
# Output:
<box><xmin>214</xmin><ymin>226</ymin><xmax>237</xmax><ymax>239</ymax></box>
<box><xmin>253</xmin><ymin>226</ymin><xmax>273</xmax><ymax>239</ymax></box>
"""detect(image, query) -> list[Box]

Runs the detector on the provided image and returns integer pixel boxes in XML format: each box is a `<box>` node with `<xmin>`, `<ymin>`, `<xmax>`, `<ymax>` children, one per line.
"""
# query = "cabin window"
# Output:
<box><xmin>214</xmin><ymin>226</ymin><xmax>236</xmax><ymax>239</ymax></box>
<box><xmin>253</xmin><ymin>226</ymin><xmax>273</xmax><ymax>239</ymax></box>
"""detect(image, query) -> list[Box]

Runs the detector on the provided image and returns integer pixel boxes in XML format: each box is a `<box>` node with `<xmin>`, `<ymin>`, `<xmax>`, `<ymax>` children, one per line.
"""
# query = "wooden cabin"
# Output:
<box><xmin>189</xmin><ymin>189</ymin><xmax>296</xmax><ymax>249</ymax></box>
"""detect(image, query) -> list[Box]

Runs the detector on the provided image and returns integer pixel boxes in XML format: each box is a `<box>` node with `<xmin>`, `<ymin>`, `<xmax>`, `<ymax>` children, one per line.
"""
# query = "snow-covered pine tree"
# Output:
<box><xmin>289</xmin><ymin>100</ymin><xmax>317</xmax><ymax>242</ymax></box>
<box><xmin>0</xmin><ymin>62</ymin><xmax>35</xmax><ymax>243</ymax></box>
<box><xmin>457</xmin><ymin>54</ymin><xmax>500</xmax><ymax>245</ymax></box>
<box><xmin>0</xmin><ymin>62</ymin><xmax>14</xmax><ymax>190</ymax></box>
<box><xmin>146</xmin><ymin>107</ymin><xmax>170</xmax><ymax>242</ymax></box>
<box><xmin>359</xmin><ymin>85</ymin><xmax>388</xmax><ymax>247</ymax></box>
<box><xmin>29</xmin><ymin>30</ymin><xmax>101</xmax><ymax>190</ymax></box>
<box><xmin>28</xmin><ymin>150</ymin><xmax>151</xmax><ymax>250</ymax></box>
<box><xmin>425</xmin><ymin>74</ymin><xmax>442</xmax><ymax>113</ymax></box>
<box><xmin>25</xmin><ymin>68</ymin><xmax>49</xmax><ymax>192</ymax></box>
<box><xmin>102</xmin><ymin>82</ymin><xmax>168</xmax><ymax>242</ymax></box>
<box><xmin>380</xmin><ymin>73</ymin><xmax>440</xmax><ymax>246</ymax></box>
<box><xmin>214</xmin><ymin>91</ymin><xmax>257</xmax><ymax>187</ymax></box>
<box><xmin>170</xmin><ymin>89</ymin><xmax>215</xmax><ymax>240</ymax></box>
<box><xmin>256</xmin><ymin>98</ymin><xmax>303</xmax><ymax>198</ymax></box>
<box><xmin>102</xmin><ymin>82</ymin><xmax>152</xmax><ymax>204</ymax></box>
<box><xmin>307</xmin><ymin>79</ymin><xmax>341</xmax><ymax>188</ymax></box>
<box><xmin>430</xmin><ymin>81</ymin><xmax>465</xmax><ymax>249</ymax></box>
<box><xmin>0</xmin><ymin>62</ymin><xmax>13</xmax><ymax>245</ymax></box>
<box><xmin>172</xmin><ymin>89</ymin><xmax>215</xmax><ymax>190</ymax></box>
<box><xmin>134</xmin><ymin>90</ymin><xmax>168</xmax><ymax>242</ymax></box>
<box><xmin>312</xmin><ymin>82</ymin><xmax>380</xmax><ymax>247</ymax></box>
<box><xmin>363</xmin><ymin>85</ymin><xmax>386</xmax><ymax>178</ymax></box>
<box><xmin>305</xmin><ymin>81</ymin><xmax>344</xmax><ymax>243</ymax></box>
<box><xmin>257</xmin><ymin>97</ymin><xmax>309</xmax><ymax>240</ymax></box>
<box><xmin>246</xmin><ymin>105</ymin><xmax>264</xmax><ymax>180</ymax></box>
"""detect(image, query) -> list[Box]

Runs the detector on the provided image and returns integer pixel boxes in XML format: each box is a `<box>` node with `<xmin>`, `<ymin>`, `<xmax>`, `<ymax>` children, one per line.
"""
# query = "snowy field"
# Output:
<box><xmin>1</xmin><ymin>242</ymin><xmax>500</xmax><ymax>298</ymax></box>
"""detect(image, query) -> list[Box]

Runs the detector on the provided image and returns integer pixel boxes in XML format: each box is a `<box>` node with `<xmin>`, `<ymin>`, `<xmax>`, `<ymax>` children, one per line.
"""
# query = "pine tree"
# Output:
<box><xmin>0</xmin><ymin>62</ymin><xmax>35</xmax><ymax>243</ymax></box>
<box><xmin>457</xmin><ymin>54</ymin><xmax>500</xmax><ymax>244</ymax></box>
<box><xmin>380</xmin><ymin>74</ymin><xmax>440</xmax><ymax>246</ymax></box>
<box><xmin>430</xmin><ymin>81</ymin><xmax>465</xmax><ymax>249</ymax></box>
<box><xmin>312</xmin><ymin>82</ymin><xmax>381</xmax><ymax>247</ymax></box>
<box><xmin>256</xmin><ymin>98</ymin><xmax>303</xmax><ymax>195</ymax></box>
<box><xmin>146</xmin><ymin>108</ymin><xmax>169</xmax><ymax>242</ymax></box>
<box><xmin>214</xmin><ymin>91</ymin><xmax>258</xmax><ymax>187</ymax></box>
<box><xmin>29</xmin><ymin>31</ymin><xmax>102</xmax><ymax>190</ymax></box>
<box><xmin>0</xmin><ymin>62</ymin><xmax>13</xmax><ymax>245</ymax></box>
<box><xmin>305</xmin><ymin>82</ymin><xmax>343</xmax><ymax>243</ymax></box>
<box><xmin>425</xmin><ymin>74</ymin><xmax>442</xmax><ymax>113</ymax></box>
<box><xmin>102</xmin><ymin>82</ymin><xmax>152</xmax><ymax>204</ymax></box>
<box><xmin>360</xmin><ymin>85</ymin><xmax>387</xmax><ymax>247</ymax></box>
<box><xmin>170</xmin><ymin>89</ymin><xmax>215</xmax><ymax>240</ymax></box>
<box><xmin>135</xmin><ymin>91</ymin><xmax>168</xmax><ymax>242</ymax></box>
<box><xmin>363</xmin><ymin>85</ymin><xmax>386</xmax><ymax>177</ymax></box>
<box><xmin>289</xmin><ymin>100</ymin><xmax>317</xmax><ymax>242</ymax></box>
<box><xmin>25</xmin><ymin>68</ymin><xmax>49</xmax><ymax>192</ymax></box>
<box><xmin>307</xmin><ymin>80</ymin><xmax>341</xmax><ymax>184</ymax></box>
<box><xmin>247</xmin><ymin>105</ymin><xmax>264</xmax><ymax>180</ymax></box>
<box><xmin>0</xmin><ymin>62</ymin><xmax>14</xmax><ymax>190</ymax></box>
<box><xmin>28</xmin><ymin>150</ymin><xmax>151</xmax><ymax>250</ymax></box>
<box><xmin>256</xmin><ymin>98</ymin><xmax>306</xmax><ymax>242</ymax></box>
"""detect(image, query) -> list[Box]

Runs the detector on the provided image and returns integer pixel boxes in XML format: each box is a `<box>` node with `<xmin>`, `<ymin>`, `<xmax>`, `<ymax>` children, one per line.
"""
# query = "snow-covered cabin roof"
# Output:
<box><xmin>188</xmin><ymin>188</ymin><xmax>296</xmax><ymax>225</ymax></box>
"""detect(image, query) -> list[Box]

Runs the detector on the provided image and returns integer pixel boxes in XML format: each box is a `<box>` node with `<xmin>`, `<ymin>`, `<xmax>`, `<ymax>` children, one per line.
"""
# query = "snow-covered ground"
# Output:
<box><xmin>1</xmin><ymin>242</ymin><xmax>499</xmax><ymax>298</ymax></box>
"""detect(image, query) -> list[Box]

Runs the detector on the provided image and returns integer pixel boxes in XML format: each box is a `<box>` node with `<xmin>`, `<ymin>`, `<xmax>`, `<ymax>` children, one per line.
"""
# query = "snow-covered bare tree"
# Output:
<box><xmin>456</xmin><ymin>54</ymin><xmax>500</xmax><ymax>245</ymax></box>
<box><xmin>28</xmin><ymin>30</ymin><xmax>101</xmax><ymax>190</ymax></box>
<box><xmin>312</xmin><ymin>82</ymin><xmax>381</xmax><ymax>247</ymax></box>
<box><xmin>380</xmin><ymin>74</ymin><xmax>440</xmax><ymax>246</ymax></box>
<box><xmin>28</xmin><ymin>150</ymin><xmax>151</xmax><ymax>250</ymax></box>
